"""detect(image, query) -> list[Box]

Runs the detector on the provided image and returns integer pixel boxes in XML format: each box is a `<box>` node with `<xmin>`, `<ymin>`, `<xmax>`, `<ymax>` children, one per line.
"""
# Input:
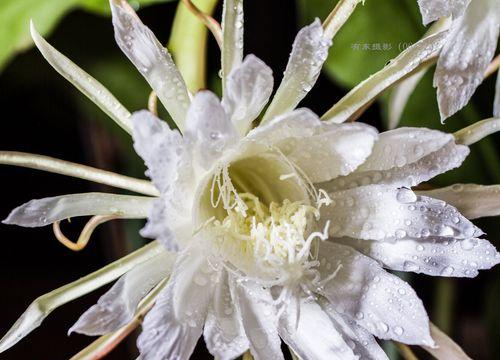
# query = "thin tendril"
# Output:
<box><xmin>181</xmin><ymin>0</ymin><xmax>223</xmax><ymax>49</ymax></box>
<box><xmin>53</xmin><ymin>215</ymin><xmax>121</xmax><ymax>251</ymax></box>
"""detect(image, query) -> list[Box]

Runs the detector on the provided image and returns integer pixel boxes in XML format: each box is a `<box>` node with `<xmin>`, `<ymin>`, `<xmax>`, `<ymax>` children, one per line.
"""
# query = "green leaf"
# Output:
<box><xmin>0</xmin><ymin>0</ymin><xmax>174</xmax><ymax>72</ymax></box>
<box><xmin>298</xmin><ymin>0</ymin><xmax>424</xmax><ymax>87</ymax></box>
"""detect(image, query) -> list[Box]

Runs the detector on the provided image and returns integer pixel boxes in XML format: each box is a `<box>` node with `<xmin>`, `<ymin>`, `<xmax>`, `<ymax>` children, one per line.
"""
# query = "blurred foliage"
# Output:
<box><xmin>0</xmin><ymin>0</ymin><xmax>173</xmax><ymax>71</ymax></box>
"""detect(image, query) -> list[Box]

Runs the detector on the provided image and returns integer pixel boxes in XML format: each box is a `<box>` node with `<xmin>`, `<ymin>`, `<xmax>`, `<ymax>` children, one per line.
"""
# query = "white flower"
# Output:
<box><xmin>417</xmin><ymin>0</ymin><xmax>500</xmax><ymax>120</ymax></box>
<box><xmin>1</xmin><ymin>1</ymin><xmax>500</xmax><ymax>359</ymax></box>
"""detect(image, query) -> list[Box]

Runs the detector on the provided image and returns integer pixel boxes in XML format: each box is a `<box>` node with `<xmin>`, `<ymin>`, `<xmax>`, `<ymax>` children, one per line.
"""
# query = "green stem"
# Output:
<box><xmin>169</xmin><ymin>0</ymin><xmax>219</xmax><ymax>93</ymax></box>
<box><xmin>433</xmin><ymin>278</ymin><xmax>455</xmax><ymax>334</ymax></box>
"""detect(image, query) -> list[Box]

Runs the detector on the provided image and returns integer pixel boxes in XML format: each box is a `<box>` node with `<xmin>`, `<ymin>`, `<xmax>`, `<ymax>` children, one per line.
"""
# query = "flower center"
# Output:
<box><xmin>198</xmin><ymin>154</ymin><xmax>333</xmax><ymax>289</ymax></box>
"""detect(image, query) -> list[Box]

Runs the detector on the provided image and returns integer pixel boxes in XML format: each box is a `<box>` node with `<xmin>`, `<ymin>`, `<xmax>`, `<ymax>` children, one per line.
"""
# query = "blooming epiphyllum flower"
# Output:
<box><xmin>1</xmin><ymin>0</ymin><xmax>500</xmax><ymax>359</ymax></box>
<box><xmin>417</xmin><ymin>0</ymin><xmax>500</xmax><ymax>121</ymax></box>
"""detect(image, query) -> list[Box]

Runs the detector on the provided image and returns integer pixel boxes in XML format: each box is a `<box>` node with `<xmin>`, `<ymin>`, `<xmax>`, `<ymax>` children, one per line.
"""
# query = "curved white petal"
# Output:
<box><xmin>262</xmin><ymin>20</ymin><xmax>331</xmax><ymax>124</ymax></box>
<box><xmin>221</xmin><ymin>0</ymin><xmax>244</xmax><ymax>88</ymax></box>
<box><xmin>222</xmin><ymin>55</ymin><xmax>274</xmax><ymax>136</ymax></box>
<box><xmin>249</xmin><ymin>109</ymin><xmax>378</xmax><ymax>183</ymax></box>
<box><xmin>279</xmin><ymin>297</ymin><xmax>357</xmax><ymax>360</ymax></box>
<box><xmin>321</xmin><ymin>303</ymin><xmax>389</xmax><ymax>360</ymax></box>
<box><xmin>110</xmin><ymin>0</ymin><xmax>190</xmax><ymax>130</ymax></box>
<box><xmin>322</xmin><ymin>31</ymin><xmax>448</xmax><ymax>123</ymax></box>
<box><xmin>30</xmin><ymin>21</ymin><xmax>132</xmax><ymax>134</ymax></box>
<box><xmin>316</xmin><ymin>242</ymin><xmax>433</xmax><ymax>346</ymax></box>
<box><xmin>417</xmin><ymin>0</ymin><xmax>470</xmax><ymax>25</ymax></box>
<box><xmin>69</xmin><ymin>250</ymin><xmax>175</xmax><ymax>335</ymax></box>
<box><xmin>434</xmin><ymin>0</ymin><xmax>500</xmax><ymax>121</ymax></box>
<box><xmin>185</xmin><ymin>91</ymin><xmax>238</xmax><ymax>168</ymax></box>
<box><xmin>3</xmin><ymin>193</ymin><xmax>152</xmax><ymax>227</ymax></box>
<box><xmin>322</xmin><ymin>134</ymin><xmax>469</xmax><ymax>191</ymax></box>
<box><xmin>322</xmin><ymin>186</ymin><xmax>482</xmax><ymax>242</ymax></box>
<box><xmin>137</xmin><ymin>243</ymin><xmax>216</xmax><ymax>360</ymax></box>
<box><xmin>339</xmin><ymin>237</ymin><xmax>500</xmax><ymax>278</ymax></box>
<box><xmin>232</xmin><ymin>280</ymin><xmax>284</xmax><ymax>360</ymax></box>
<box><xmin>418</xmin><ymin>184</ymin><xmax>500</xmax><ymax>219</ymax></box>
<box><xmin>203</xmin><ymin>270</ymin><xmax>249</xmax><ymax>360</ymax></box>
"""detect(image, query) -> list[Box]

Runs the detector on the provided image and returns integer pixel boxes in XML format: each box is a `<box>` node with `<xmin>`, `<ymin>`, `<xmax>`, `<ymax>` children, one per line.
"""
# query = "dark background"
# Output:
<box><xmin>0</xmin><ymin>1</ymin><xmax>498</xmax><ymax>359</ymax></box>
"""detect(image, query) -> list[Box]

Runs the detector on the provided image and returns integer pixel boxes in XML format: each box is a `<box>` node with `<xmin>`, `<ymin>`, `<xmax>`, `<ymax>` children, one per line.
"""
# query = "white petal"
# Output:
<box><xmin>418</xmin><ymin>184</ymin><xmax>500</xmax><ymax>219</ymax></box>
<box><xmin>131</xmin><ymin>110</ymin><xmax>192</xmax><ymax>195</ymax></box>
<box><xmin>110</xmin><ymin>0</ymin><xmax>190</xmax><ymax>129</ymax></box>
<box><xmin>3</xmin><ymin>193</ymin><xmax>152</xmax><ymax>227</ymax></box>
<box><xmin>417</xmin><ymin>0</ymin><xmax>470</xmax><ymax>25</ymax></box>
<box><xmin>137</xmin><ymin>243</ymin><xmax>216</xmax><ymax>360</ymax></box>
<box><xmin>424</xmin><ymin>323</ymin><xmax>473</xmax><ymax>360</ymax></box>
<box><xmin>495</xmin><ymin>70</ymin><xmax>500</xmax><ymax>117</ymax></box>
<box><xmin>434</xmin><ymin>0</ymin><xmax>500</xmax><ymax>121</ymax></box>
<box><xmin>322</xmin><ymin>186</ymin><xmax>482</xmax><ymax>242</ymax></box>
<box><xmin>316</xmin><ymin>242</ymin><xmax>433</xmax><ymax>346</ymax></box>
<box><xmin>322</xmin><ymin>131</ymin><xmax>469</xmax><ymax>191</ymax></box>
<box><xmin>221</xmin><ymin>0</ymin><xmax>244</xmax><ymax>87</ymax></box>
<box><xmin>322</xmin><ymin>31</ymin><xmax>448</xmax><ymax>123</ymax></box>
<box><xmin>262</xmin><ymin>20</ymin><xmax>331</xmax><ymax>124</ymax></box>
<box><xmin>203</xmin><ymin>271</ymin><xmax>249</xmax><ymax>360</ymax></box>
<box><xmin>359</xmin><ymin>127</ymin><xmax>453</xmax><ymax>172</ymax></box>
<box><xmin>339</xmin><ymin>237</ymin><xmax>500</xmax><ymax>278</ymax></box>
<box><xmin>222</xmin><ymin>55</ymin><xmax>274</xmax><ymax>136</ymax></box>
<box><xmin>30</xmin><ymin>21</ymin><xmax>133</xmax><ymax>134</ymax></box>
<box><xmin>249</xmin><ymin>109</ymin><xmax>378</xmax><ymax>182</ymax></box>
<box><xmin>279</xmin><ymin>297</ymin><xmax>357</xmax><ymax>360</ymax></box>
<box><xmin>69</xmin><ymin>251</ymin><xmax>175</xmax><ymax>335</ymax></box>
<box><xmin>232</xmin><ymin>280</ymin><xmax>284</xmax><ymax>360</ymax></box>
<box><xmin>185</xmin><ymin>91</ymin><xmax>238</xmax><ymax>168</ymax></box>
<box><xmin>321</xmin><ymin>303</ymin><xmax>389</xmax><ymax>360</ymax></box>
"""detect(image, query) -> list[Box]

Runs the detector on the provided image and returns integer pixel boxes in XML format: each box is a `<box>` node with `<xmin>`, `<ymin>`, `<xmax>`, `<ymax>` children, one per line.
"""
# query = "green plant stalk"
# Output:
<box><xmin>168</xmin><ymin>0</ymin><xmax>219</xmax><ymax>92</ymax></box>
<box><xmin>434</xmin><ymin>278</ymin><xmax>455</xmax><ymax>334</ymax></box>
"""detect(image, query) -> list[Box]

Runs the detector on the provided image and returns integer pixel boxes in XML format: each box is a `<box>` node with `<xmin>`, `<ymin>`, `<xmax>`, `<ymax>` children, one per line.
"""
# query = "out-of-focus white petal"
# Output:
<box><xmin>185</xmin><ymin>91</ymin><xmax>238</xmax><ymax>168</ymax></box>
<box><xmin>322</xmin><ymin>186</ymin><xmax>482</xmax><ymax>242</ymax></box>
<box><xmin>3</xmin><ymin>193</ymin><xmax>152</xmax><ymax>227</ymax></box>
<box><xmin>30</xmin><ymin>21</ymin><xmax>133</xmax><ymax>134</ymax></box>
<box><xmin>418</xmin><ymin>184</ymin><xmax>500</xmax><ymax>219</ymax></box>
<box><xmin>110</xmin><ymin>0</ymin><xmax>190</xmax><ymax>130</ymax></box>
<box><xmin>316</xmin><ymin>242</ymin><xmax>434</xmax><ymax>346</ymax></box>
<box><xmin>137</xmin><ymin>243</ymin><xmax>216</xmax><ymax>360</ymax></box>
<box><xmin>322</xmin><ymin>31</ymin><xmax>448</xmax><ymax>123</ymax></box>
<box><xmin>221</xmin><ymin>0</ymin><xmax>244</xmax><ymax>89</ymax></box>
<box><xmin>232</xmin><ymin>280</ymin><xmax>284</xmax><ymax>360</ymax></box>
<box><xmin>495</xmin><ymin>70</ymin><xmax>500</xmax><ymax>116</ymax></box>
<box><xmin>279</xmin><ymin>297</ymin><xmax>357</xmax><ymax>360</ymax></box>
<box><xmin>339</xmin><ymin>237</ymin><xmax>500</xmax><ymax>277</ymax></box>
<box><xmin>321</xmin><ymin>303</ymin><xmax>389</xmax><ymax>360</ymax></box>
<box><xmin>69</xmin><ymin>251</ymin><xmax>175</xmax><ymax>335</ymax></box>
<box><xmin>454</xmin><ymin>117</ymin><xmax>500</xmax><ymax>146</ymax></box>
<box><xmin>249</xmin><ymin>109</ymin><xmax>378</xmax><ymax>183</ymax></box>
<box><xmin>204</xmin><ymin>271</ymin><xmax>249</xmax><ymax>360</ymax></box>
<box><xmin>417</xmin><ymin>0</ymin><xmax>470</xmax><ymax>25</ymax></box>
<box><xmin>424</xmin><ymin>323</ymin><xmax>473</xmax><ymax>360</ymax></box>
<box><xmin>434</xmin><ymin>0</ymin><xmax>500</xmax><ymax>121</ymax></box>
<box><xmin>262</xmin><ymin>20</ymin><xmax>331</xmax><ymax>124</ymax></box>
<box><xmin>322</xmin><ymin>130</ymin><xmax>469</xmax><ymax>191</ymax></box>
<box><xmin>222</xmin><ymin>55</ymin><xmax>274</xmax><ymax>136</ymax></box>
